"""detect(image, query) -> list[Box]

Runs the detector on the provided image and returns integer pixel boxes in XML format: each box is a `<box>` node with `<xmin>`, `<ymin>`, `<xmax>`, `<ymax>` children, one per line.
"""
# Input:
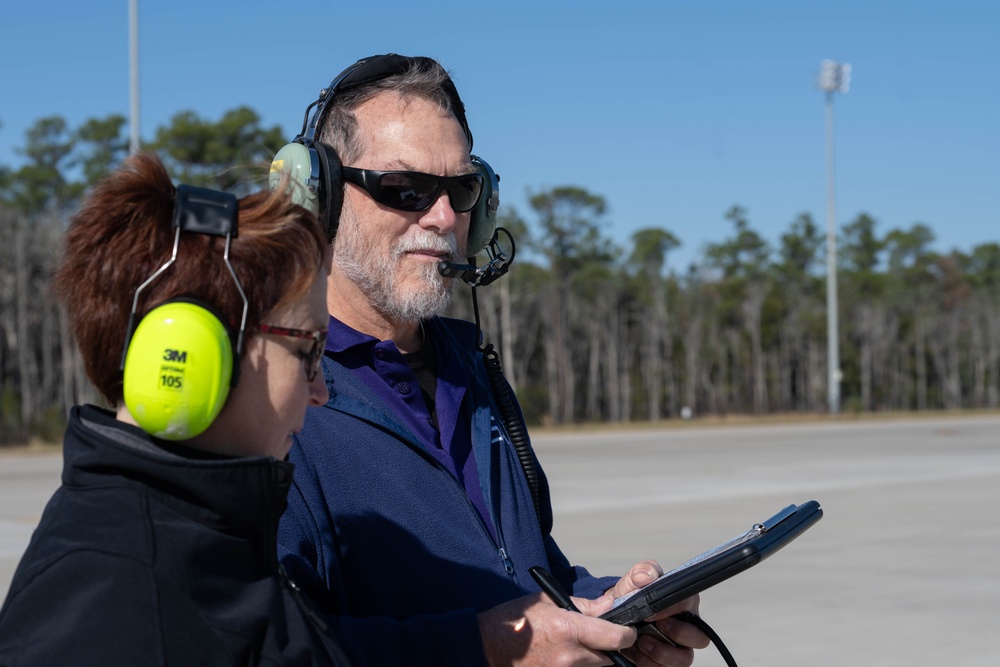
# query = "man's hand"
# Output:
<box><xmin>602</xmin><ymin>560</ymin><xmax>710</xmax><ymax>667</ymax></box>
<box><xmin>478</xmin><ymin>592</ymin><xmax>636</xmax><ymax>667</ymax></box>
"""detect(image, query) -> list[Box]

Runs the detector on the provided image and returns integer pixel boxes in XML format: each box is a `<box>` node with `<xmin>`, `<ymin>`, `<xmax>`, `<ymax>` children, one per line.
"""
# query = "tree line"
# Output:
<box><xmin>478</xmin><ymin>201</ymin><xmax>1000</xmax><ymax>425</ymax></box>
<box><xmin>2</xmin><ymin>109</ymin><xmax>998</xmax><ymax>443</ymax></box>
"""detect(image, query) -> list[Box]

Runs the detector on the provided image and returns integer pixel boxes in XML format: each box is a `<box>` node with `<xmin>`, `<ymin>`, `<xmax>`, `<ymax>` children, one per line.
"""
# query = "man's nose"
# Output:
<box><xmin>418</xmin><ymin>190</ymin><xmax>462</xmax><ymax>235</ymax></box>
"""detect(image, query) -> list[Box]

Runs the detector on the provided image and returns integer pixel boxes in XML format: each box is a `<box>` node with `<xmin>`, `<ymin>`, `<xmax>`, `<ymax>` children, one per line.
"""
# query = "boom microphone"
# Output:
<box><xmin>437</xmin><ymin>227</ymin><xmax>515</xmax><ymax>288</ymax></box>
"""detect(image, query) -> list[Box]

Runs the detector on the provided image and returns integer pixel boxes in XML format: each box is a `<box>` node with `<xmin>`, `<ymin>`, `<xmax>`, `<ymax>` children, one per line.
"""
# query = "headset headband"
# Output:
<box><xmin>298</xmin><ymin>54</ymin><xmax>473</xmax><ymax>151</ymax></box>
<box><xmin>119</xmin><ymin>185</ymin><xmax>247</xmax><ymax>378</ymax></box>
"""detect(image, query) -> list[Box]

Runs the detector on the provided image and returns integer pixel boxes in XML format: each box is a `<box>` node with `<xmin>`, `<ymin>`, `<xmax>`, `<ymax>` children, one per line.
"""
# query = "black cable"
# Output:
<box><xmin>481</xmin><ymin>342</ymin><xmax>541</xmax><ymax>523</ymax></box>
<box><xmin>459</xmin><ymin>229</ymin><xmax>541</xmax><ymax>527</ymax></box>
<box><xmin>671</xmin><ymin>612</ymin><xmax>739</xmax><ymax>667</ymax></box>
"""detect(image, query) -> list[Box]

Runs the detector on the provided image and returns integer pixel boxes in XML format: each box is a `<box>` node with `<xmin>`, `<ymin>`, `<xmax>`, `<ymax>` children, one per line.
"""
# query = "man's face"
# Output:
<box><xmin>332</xmin><ymin>92</ymin><xmax>473</xmax><ymax>323</ymax></box>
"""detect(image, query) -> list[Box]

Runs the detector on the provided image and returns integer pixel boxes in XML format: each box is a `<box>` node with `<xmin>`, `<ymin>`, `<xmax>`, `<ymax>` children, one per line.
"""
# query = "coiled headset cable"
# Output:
<box><xmin>441</xmin><ymin>229</ymin><xmax>543</xmax><ymax>523</ymax></box>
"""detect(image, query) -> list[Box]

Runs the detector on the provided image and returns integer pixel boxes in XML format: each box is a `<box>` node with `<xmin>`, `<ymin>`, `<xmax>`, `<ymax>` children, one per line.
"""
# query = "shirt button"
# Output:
<box><xmin>397</xmin><ymin>382</ymin><xmax>411</xmax><ymax>395</ymax></box>
<box><xmin>375</xmin><ymin>351</ymin><xmax>387</xmax><ymax>360</ymax></box>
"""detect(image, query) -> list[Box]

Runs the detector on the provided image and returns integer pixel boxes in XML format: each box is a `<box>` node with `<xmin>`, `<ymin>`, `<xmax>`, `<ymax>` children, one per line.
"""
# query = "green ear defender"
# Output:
<box><xmin>269</xmin><ymin>142</ymin><xmax>322</xmax><ymax>217</ymax></box>
<box><xmin>119</xmin><ymin>185</ymin><xmax>247</xmax><ymax>441</ymax></box>
<box><xmin>123</xmin><ymin>299</ymin><xmax>234</xmax><ymax>440</ymax></box>
<box><xmin>468</xmin><ymin>155</ymin><xmax>500</xmax><ymax>258</ymax></box>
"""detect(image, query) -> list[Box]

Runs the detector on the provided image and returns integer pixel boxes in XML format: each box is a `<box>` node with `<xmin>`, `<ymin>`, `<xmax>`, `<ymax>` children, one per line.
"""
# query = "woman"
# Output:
<box><xmin>0</xmin><ymin>153</ymin><xmax>350</xmax><ymax>666</ymax></box>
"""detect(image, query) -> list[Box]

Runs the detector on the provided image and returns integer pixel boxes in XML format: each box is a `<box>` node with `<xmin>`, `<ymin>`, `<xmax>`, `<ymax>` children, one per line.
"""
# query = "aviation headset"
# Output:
<box><xmin>269</xmin><ymin>53</ymin><xmax>500</xmax><ymax>255</ymax></box>
<box><xmin>119</xmin><ymin>185</ymin><xmax>248</xmax><ymax>441</ymax></box>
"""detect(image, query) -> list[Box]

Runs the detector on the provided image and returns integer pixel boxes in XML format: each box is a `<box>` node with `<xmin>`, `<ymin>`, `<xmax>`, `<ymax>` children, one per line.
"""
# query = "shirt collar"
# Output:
<box><xmin>325</xmin><ymin>314</ymin><xmax>380</xmax><ymax>354</ymax></box>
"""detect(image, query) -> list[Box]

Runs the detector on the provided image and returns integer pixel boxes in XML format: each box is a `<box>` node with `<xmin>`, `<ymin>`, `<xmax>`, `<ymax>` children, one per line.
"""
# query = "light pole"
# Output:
<box><xmin>128</xmin><ymin>0</ymin><xmax>140</xmax><ymax>154</ymax></box>
<box><xmin>819</xmin><ymin>59</ymin><xmax>850</xmax><ymax>415</ymax></box>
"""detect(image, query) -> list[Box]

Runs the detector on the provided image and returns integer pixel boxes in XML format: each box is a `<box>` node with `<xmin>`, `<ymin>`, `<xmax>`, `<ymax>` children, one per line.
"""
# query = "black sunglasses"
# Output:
<box><xmin>259</xmin><ymin>324</ymin><xmax>327</xmax><ymax>382</ymax></box>
<box><xmin>341</xmin><ymin>166</ymin><xmax>484</xmax><ymax>213</ymax></box>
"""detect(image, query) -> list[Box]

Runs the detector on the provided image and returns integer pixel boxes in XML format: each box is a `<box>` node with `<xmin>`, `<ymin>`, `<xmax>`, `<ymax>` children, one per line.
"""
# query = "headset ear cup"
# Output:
<box><xmin>270</xmin><ymin>141</ymin><xmax>342</xmax><ymax>243</ymax></box>
<box><xmin>466</xmin><ymin>156</ymin><xmax>500</xmax><ymax>257</ymax></box>
<box><xmin>270</xmin><ymin>142</ymin><xmax>320</xmax><ymax>217</ymax></box>
<box><xmin>122</xmin><ymin>300</ymin><xmax>234</xmax><ymax>441</ymax></box>
<box><xmin>313</xmin><ymin>142</ymin><xmax>343</xmax><ymax>242</ymax></box>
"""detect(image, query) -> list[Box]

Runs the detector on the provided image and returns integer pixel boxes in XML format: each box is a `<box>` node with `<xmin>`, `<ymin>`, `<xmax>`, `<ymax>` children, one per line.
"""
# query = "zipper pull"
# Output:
<box><xmin>278</xmin><ymin>564</ymin><xmax>328</xmax><ymax>632</ymax></box>
<box><xmin>498</xmin><ymin>547</ymin><xmax>515</xmax><ymax>575</ymax></box>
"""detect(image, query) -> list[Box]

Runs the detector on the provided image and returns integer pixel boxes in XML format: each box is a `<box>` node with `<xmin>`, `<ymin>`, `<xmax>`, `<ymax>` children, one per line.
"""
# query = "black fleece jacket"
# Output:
<box><xmin>0</xmin><ymin>405</ymin><xmax>351</xmax><ymax>667</ymax></box>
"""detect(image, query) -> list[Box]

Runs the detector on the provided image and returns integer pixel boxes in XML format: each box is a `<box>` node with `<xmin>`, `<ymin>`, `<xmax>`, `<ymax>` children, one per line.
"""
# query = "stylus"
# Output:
<box><xmin>529</xmin><ymin>566</ymin><xmax>635</xmax><ymax>667</ymax></box>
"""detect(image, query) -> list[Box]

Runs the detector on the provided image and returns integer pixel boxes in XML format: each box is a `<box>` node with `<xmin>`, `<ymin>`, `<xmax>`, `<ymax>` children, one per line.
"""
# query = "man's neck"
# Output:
<box><xmin>327</xmin><ymin>270</ymin><xmax>424</xmax><ymax>353</ymax></box>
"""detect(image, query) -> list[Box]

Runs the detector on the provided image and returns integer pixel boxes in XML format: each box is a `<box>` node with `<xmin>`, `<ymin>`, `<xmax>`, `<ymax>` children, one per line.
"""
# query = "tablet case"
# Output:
<box><xmin>600</xmin><ymin>500</ymin><xmax>823</xmax><ymax>626</ymax></box>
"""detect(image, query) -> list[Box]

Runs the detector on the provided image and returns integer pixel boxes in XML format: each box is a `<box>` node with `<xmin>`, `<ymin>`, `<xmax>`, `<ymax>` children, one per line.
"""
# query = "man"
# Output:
<box><xmin>275</xmin><ymin>54</ymin><xmax>707</xmax><ymax>666</ymax></box>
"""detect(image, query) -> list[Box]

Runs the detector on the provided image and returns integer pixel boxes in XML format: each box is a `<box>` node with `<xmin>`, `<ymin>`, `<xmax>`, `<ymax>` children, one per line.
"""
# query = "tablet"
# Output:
<box><xmin>600</xmin><ymin>500</ymin><xmax>823</xmax><ymax>626</ymax></box>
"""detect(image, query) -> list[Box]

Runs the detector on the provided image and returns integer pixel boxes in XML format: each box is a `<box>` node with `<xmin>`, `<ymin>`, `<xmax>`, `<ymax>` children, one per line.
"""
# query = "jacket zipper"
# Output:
<box><xmin>279</xmin><ymin>564</ymin><xmax>329</xmax><ymax>633</ymax></box>
<box><xmin>390</xmin><ymin>438</ymin><xmax>521</xmax><ymax>589</ymax></box>
<box><xmin>439</xmin><ymin>456</ymin><xmax>520</xmax><ymax>588</ymax></box>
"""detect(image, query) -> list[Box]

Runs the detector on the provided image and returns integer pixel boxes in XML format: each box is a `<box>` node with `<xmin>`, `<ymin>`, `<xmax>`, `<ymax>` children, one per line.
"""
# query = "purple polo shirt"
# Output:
<box><xmin>324</xmin><ymin>315</ymin><xmax>497</xmax><ymax>542</ymax></box>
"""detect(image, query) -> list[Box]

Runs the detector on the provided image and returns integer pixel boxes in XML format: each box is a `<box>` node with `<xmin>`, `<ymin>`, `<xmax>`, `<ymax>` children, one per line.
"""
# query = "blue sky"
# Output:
<box><xmin>2</xmin><ymin>0</ymin><xmax>997</xmax><ymax>270</ymax></box>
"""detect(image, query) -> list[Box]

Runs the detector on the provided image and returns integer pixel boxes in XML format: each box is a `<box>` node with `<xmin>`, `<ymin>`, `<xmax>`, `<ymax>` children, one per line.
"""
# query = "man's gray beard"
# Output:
<box><xmin>334</xmin><ymin>215</ymin><xmax>461</xmax><ymax>323</ymax></box>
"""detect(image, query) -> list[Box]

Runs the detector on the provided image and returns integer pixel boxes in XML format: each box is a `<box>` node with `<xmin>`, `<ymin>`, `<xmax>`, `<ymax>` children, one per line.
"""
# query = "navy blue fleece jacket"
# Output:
<box><xmin>277</xmin><ymin>317</ymin><xmax>615</xmax><ymax>666</ymax></box>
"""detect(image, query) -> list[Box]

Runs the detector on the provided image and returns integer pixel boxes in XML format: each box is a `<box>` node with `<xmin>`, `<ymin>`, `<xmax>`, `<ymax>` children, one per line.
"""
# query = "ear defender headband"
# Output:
<box><xmin>119</xmin><ymin>185</ymin><xmax>248</xmax><ymax>441</ymax></box>
<box><xmin>269</xmin><ymin>53</ymin><xmax>500</xmax><ymax>256</ymax></box>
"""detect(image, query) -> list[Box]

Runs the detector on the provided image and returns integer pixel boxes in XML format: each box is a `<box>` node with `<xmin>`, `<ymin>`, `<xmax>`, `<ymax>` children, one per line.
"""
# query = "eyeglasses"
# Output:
<box><xmin>341</xmin><ymin>166</ymin><xmax>484</xmax><ymax>213</ymax></box>
<box><xmin>259</xmin><ymin>324</ymin><xmax>327</xmax><ymax>382</ymax></box>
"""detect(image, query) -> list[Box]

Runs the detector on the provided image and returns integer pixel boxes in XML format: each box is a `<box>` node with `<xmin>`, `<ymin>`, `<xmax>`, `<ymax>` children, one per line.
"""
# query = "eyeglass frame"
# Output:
<box><xmin>340</xmin><ymin>166</ymin><xmax>484</xmax><ymax>213</ymax></box>
<box><xmin>258</xmin><ymin>323</ymin><xmax>328</xmax><ymax>382</ymax></box>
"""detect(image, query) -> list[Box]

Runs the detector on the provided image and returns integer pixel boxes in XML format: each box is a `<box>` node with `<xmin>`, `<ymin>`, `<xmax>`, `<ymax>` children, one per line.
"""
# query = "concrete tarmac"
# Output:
<box><xmin>0</xmin><ymin>453</ymin><xmax>61</xmax><ymax>595</ymax></box>
<box><xmin>2</xmin><ymin>414</ymin><xmax>998</xmax><ymax>666</ymax></box>
<box><xmin>535</xmin><ymin>415</ymin><xmax>1000</xmax><ymax>667</ymax></box>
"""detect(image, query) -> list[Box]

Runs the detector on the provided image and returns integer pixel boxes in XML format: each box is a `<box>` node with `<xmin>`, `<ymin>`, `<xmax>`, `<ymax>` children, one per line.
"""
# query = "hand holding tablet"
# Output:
<box><xmin>601</xmin><ymin>500</ymin><xmax>823</xmax><ymax>627</ymax></box>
